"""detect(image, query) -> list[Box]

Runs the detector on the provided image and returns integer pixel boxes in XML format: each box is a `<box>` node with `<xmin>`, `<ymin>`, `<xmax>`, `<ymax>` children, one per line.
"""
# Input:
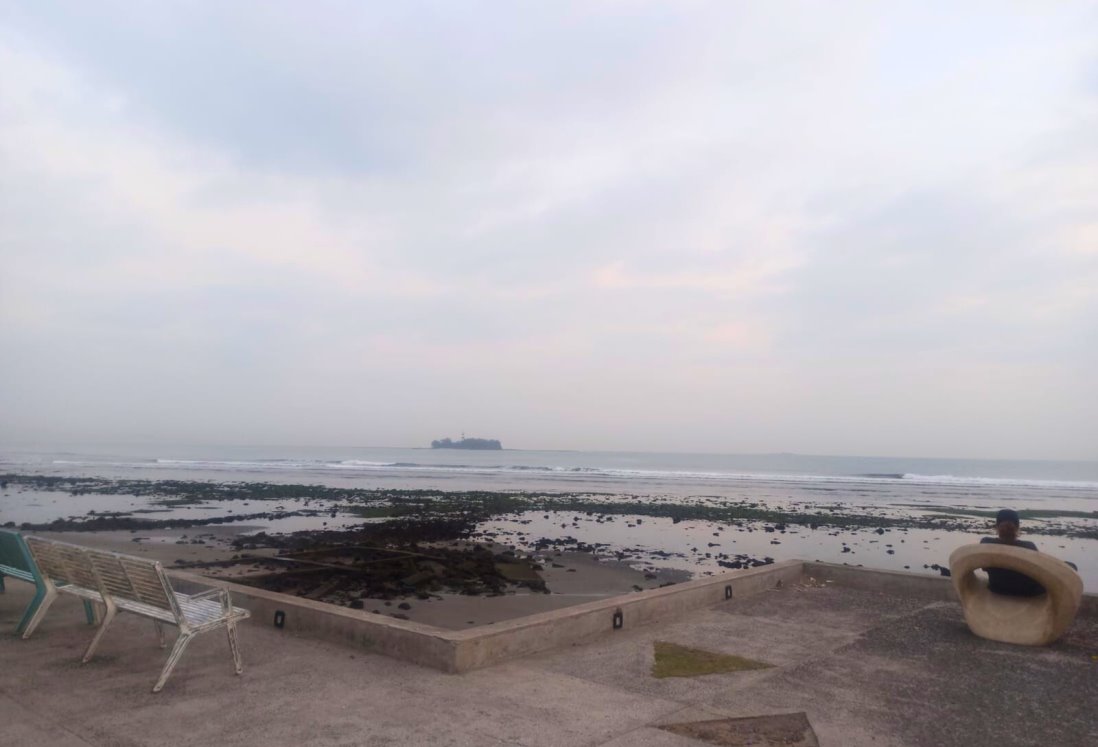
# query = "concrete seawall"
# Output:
<box><xmin>171</xmin><ymin>570</ymin><xmax>460</xmax><ymax>671</ymax></box>
<box><xmin>447</xmin><ymin>559</ymin><xmax>805</xmax><ymax>671</ymax></box>
<box><xmin>171</xmin><ymin>560</ymin><xmax>1097</xmax><ymax>673</ymax></box>
<box><xmin>806</xmin><ymin>561</ymin><xmax>1098</xmax><ymax>616</ymax></box>
<box><xmin>172</xmin><ymin>560</ymin><xmax>803</xmax><ymax>672</ymax></box>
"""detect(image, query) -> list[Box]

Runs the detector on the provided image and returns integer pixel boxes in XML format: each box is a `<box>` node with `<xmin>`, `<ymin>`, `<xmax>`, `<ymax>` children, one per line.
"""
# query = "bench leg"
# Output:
<box><xmin>20</xmin><ymin>585</ymin><xmax>58</xmax><ymax>639</ymax></box>
<box><xmin>85</xmin><ymin>601</ymin><xmax>105</xmax><ymax>626</ymax></box>
<box><xmin>82</xmin><ymin>603</ymin><xmax>117</xmax><ymax>663</ymax></box>
<box><xmin>0</xmin><ymin>572</ymin><xmax>6</xmax><ymax>593</ymax></box>
<box><xmin>16</xmin><ymin>584</ymin><xmax>47</xmax><ymax>635</ymax></box>
<box><xmin>226</xmin><ymin>620</ymin><xmax>243</xmax><ymax>675</ymax></box>
<box><xmin>153</xmin><ymin>632</ymin><xmax>194</xmax><ymax>693</ymax></box>
<box><xmin>153</xmin><ymin>620</ymin><xmax>166</xmax><ymax>649</ymax></box>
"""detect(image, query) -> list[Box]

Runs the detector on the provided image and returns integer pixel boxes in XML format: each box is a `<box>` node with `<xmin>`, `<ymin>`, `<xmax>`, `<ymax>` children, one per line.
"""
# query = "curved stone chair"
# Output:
<box><xmin>949</xmin><ymin>543</ymin><xmax>1083</xmax><ymax>646</ymax></box>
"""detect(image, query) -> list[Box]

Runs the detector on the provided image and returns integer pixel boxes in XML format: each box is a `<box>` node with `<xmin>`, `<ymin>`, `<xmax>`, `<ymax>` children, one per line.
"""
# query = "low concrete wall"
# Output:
<box><xmin>170</xmin><ymin>570</ymin><xmax>459</xmax><ymax>671</ymax></box>
<box><xmin>449</xmin><ymin>559</ymin><xmax>804</xmax><ymax>672</ymax></box>
<box><xmin>805</xmin><ymin>561</ymin><xmax>1098</xmax><ymax>619</ymax></box>
<box><xmin>805</xmin><ymin>562</ymin><xmax>958</xmax><ymax>602</ymax></box>
<box><xmin>171</xmin><ymin>560</ymin><xmax>1095</xmax><ymax>672</ymax></box>
<box><xmin>170</xmin><ymin>560</ymin><xmax>803</xmax><ymax>673</ymax></box>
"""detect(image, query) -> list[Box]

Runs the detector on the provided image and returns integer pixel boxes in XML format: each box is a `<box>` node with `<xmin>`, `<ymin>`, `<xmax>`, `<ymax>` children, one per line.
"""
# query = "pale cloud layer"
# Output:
<box><xmin>1</xmin><ymin>1</ymin><xmax>1095</xmax><ymax>460</ymax></box>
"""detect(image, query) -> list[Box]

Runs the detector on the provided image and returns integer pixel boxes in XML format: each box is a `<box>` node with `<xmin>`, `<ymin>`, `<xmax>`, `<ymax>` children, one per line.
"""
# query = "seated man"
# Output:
<box><xmin>979</xmin><ymin>509</ymin><xmax>1045</xmax><ymax>596</ymax></box>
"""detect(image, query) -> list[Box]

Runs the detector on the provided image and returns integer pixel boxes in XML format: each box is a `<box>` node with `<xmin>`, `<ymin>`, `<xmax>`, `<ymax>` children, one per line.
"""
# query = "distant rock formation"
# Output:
<box><xmin>430</xmin><ymin>437</ymin><xmax>502</xmax><ymax>450</ymax></box>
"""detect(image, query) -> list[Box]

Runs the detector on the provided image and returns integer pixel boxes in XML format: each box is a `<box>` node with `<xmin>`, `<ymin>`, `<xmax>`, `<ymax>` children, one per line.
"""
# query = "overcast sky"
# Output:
<box><xmin>1</xmin><ymin>2</ymin><xmax>1095</xmax><ymax>460</ymax></box>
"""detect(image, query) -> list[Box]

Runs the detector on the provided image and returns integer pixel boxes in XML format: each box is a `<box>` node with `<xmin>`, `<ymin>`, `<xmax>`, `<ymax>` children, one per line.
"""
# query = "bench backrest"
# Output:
<box><xmin>85</xmin><ymin>550</ymin><xmax>178</xmax><ymax>615</ymax></box>
<box><xmin>24</xmin><ymin>536</ymin><xmax>101</xmax><ymax>591</ymax></box>
<box><xmin>24</xmin><ymin>537</ymin><xmax>182</xmax><ymax>618</ymax></box>
<box><xmin>0</xmin><ymin>529</ymin><xmax>36</xmax><ymax>581</ymax></box>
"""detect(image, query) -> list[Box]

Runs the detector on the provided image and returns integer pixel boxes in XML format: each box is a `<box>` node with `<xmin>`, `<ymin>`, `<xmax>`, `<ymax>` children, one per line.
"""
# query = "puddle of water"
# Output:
<box><xmin>476</xmin><ymin>511</ymin><xmax>1098</xmax><ymax>590</ymax></box>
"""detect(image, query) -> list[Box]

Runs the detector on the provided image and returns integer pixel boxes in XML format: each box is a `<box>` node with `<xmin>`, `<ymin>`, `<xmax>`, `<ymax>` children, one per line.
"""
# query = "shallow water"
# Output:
<box><xmin>2</xmin><ymin>445</ymin><xmax>1096</xmax><ymax>590</ymax></box>
<box><xmin>4</xmin><ymin>487</ymin><xmax>1095</xmax><ymax>591</ymax></box>
<box><xmin>479</xmin><ymin>511</ymin><xmax>1096</xmax><ymax>588</ymax></box>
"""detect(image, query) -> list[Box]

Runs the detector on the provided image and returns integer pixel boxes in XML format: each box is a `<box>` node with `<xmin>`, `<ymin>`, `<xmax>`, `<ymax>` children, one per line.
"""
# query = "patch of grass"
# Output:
<box><xmin>651</xmin><ymin>641</ymin><xmax>772</xmax><ymax>678</ymax></box>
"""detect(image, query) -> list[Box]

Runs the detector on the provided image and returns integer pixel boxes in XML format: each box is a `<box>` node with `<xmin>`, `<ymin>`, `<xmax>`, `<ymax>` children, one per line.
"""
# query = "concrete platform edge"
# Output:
<box><xmin>450</xmin><ymin>559</ymin><xmax>805</xmax><ymax>671</ymax></box>
<box><xmin>166</xmin><ymin>560</ymin><xmax>1096</xmax><ymax>673</ymax></box>
<box><xmin>169</xmin><ymin>561</ymin><xmax>805</xmax><ymax>672</ymax></box>
<box><xmin>805</xmin><ymin>561</ymin><xmax>1098</xmax><ymax>617</ymax></box>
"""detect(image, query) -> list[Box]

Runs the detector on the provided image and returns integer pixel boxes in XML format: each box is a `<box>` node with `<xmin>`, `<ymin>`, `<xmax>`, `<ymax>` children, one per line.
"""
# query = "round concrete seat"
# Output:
<box><xmin>949</xmin><ymin>543</ymin><xmax>1083</xmax><ymax>646</ymax></box>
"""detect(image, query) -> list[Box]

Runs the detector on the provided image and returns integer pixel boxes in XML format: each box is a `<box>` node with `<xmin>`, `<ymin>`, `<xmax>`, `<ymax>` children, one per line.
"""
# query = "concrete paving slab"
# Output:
<box><xmin>3</xmin><ymin>575</ymin><xmax>1096</xmax><ymax>746</ymax></box>
<box><xmin>2</xmin><ymin>587</ymin><xmax>682</xmax><ymax>747</ymax></box>
<box><xmin>690</xmin><ymin>601</ymin><xmax>1097</xmax><ymax>747</ymax></box>
<box><xmin>0</xmin><ymin>692</ymin><xmax>93</xmax><ymax>747</ymax></box>
<box><xmin>522</xmin><ymin>588</ymin><xmax>895</xmax><ymax>696</ymax></box>
<box><xmin>714</xmin><ymin>582</ymin><xmax>931</xmax><ymax>631</ymax></box>
<box><xmin>658</xmin><ymin>711</ymin><xmax>819</xmax><ymax>747</ymax></box>
<box><xmin>597</xmin><ymin>726</ymin><xmax>705</xmax><ymax>746</ymax></box>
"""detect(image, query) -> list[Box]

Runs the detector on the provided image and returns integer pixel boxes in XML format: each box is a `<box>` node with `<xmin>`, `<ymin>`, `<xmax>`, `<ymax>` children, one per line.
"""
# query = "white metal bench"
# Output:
<box><xmin>22</xmin><ymin>536</ymin><xmax>250</xmax><ymax>692</ymax></box>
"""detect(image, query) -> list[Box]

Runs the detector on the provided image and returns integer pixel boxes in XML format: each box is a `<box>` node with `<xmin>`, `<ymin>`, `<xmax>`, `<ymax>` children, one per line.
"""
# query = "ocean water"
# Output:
<box><xmin>4</xmin><ymin>442</ymin><xmax>1098</xmax><ymax>490</ymax></box>
<box><xmin>3</xmin><ymin>444</ymin><xmax>1098</xmax><ymax>522</ymax></box>
<box><xmin>3</xmin><ymin>443</ymin><xmax>1096</xmax><ymax>589</ymax></box>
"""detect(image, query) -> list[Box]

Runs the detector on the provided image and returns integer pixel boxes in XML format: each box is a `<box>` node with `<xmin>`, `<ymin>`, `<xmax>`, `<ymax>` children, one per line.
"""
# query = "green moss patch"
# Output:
<box><xmin>651</xmin><ymin>641</ymin><xmax>773</xmax><ymax>678</ymax></box>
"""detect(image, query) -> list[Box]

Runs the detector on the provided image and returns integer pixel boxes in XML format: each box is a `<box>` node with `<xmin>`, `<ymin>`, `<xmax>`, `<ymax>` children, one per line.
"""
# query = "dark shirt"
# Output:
<box><xmin>979</xmin><ymin>537</ymin><xmax>1044</xmax><ymax>596</ymax></box>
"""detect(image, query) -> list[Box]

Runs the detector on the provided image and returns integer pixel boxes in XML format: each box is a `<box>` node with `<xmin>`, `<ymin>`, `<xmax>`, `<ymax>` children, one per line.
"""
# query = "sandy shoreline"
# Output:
<box><xmin>5</xmin><ymin>473</ymin><xmax>1097</xmax><ymax>622</ymax></box>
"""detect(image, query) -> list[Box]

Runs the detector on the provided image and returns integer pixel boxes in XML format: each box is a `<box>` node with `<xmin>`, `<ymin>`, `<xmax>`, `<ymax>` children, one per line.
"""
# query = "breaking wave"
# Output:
<box><xmin>25</xmin><ymin>457</ymin><xmax>1095</xmax><ymax>492</ymax></box>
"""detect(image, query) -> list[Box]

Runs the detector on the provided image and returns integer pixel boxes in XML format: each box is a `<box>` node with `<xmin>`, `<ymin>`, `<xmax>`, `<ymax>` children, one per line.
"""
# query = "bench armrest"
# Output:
<box><xmin>190</xmin><ymin>587</ymin><xmax>226</xmax><ymax>601</ymax></box>
<box><xmin>189</xmin><ymin>585</ymin><xmax>238</xmax><ymax>614</ymax></box>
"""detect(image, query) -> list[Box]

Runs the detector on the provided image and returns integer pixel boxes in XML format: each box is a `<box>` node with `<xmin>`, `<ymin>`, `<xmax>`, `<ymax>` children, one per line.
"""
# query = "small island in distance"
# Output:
<box><xmin>430</xmin><ymin>437</ymin><xmax>502</xmax><ymax>450</ymax></box>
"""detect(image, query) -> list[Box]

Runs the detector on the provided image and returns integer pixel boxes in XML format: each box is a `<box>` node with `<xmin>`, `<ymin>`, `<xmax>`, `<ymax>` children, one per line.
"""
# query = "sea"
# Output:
<box><xmin>3</xmin><ymin>443</ymin><xmax>1097</xmax><ymax>589</ymax></box>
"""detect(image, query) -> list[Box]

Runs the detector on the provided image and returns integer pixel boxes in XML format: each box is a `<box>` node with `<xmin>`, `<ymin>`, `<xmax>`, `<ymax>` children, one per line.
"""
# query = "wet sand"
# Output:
<box><xmin>6</xmin><ymin>474</ymin><xmax>1096</xmax><ymax>625</ymax></box>
<box><xmin>350</xmin><ymin>552</ymin><xmax>688</xmax><ymax>629</ymax></box>
<box><xmin>28</xmin><ymin>527</ymin><xmax>687</xmax><ymax>629</ymax></box>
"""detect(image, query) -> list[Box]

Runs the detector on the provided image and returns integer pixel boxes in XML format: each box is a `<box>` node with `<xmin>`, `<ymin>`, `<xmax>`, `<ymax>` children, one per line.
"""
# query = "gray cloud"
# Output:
<box><xmin>0</xmin><ymin>1</ymin><xmax>1095</xmax><ymax>459</ymax></box>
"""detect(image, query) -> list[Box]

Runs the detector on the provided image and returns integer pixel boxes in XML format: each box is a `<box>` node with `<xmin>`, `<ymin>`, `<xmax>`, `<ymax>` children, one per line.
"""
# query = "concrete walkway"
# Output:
<box><xmin>2</xmin><ymin>582</ymin><xmax>1095</xmax><ymax>746</ymax></box>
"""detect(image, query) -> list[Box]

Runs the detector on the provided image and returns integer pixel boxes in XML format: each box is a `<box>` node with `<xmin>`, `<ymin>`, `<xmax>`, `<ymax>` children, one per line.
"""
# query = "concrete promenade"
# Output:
<box><xmin>2</xmin><ymin>580</ymin><xmax>1096</xmax><ymax>746</ymax></box>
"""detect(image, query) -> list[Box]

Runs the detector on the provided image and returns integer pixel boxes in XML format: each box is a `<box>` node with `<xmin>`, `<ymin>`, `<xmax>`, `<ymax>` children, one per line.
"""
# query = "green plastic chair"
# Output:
<box><xmin>0</xmin><ymin>529</ymin><xmax>95</xmax><ymax>633</ymax></box>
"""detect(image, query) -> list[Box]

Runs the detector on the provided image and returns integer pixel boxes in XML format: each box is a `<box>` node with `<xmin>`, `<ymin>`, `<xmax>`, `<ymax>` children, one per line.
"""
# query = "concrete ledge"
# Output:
<box><xmin>805</xmin><ymin>561</ymin><xmax>1098</xmax><ymax>618</ymax></box>
<box><xmin>170</xmin><ymin>560</ymin><xmax>803</xmax><ymax>672</ymax></box>
<box><xmin>170</xmin><ymin>570</ymin><xmax>460</xmax><ymax>671</ymax></box>
<box><xmin>170</xmin><ymin>560</ymin><xmax>1093</xmax><ymax>673</ymax></box>
<box><xmin>448</xmin><ymin>559</ymin><xmax>804</xmax><ymax>672</ymax></box>
<box><xmin>805</xmin><ymin>562</ymin><xmax>958</xmax><ymax>602</ymax></box>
